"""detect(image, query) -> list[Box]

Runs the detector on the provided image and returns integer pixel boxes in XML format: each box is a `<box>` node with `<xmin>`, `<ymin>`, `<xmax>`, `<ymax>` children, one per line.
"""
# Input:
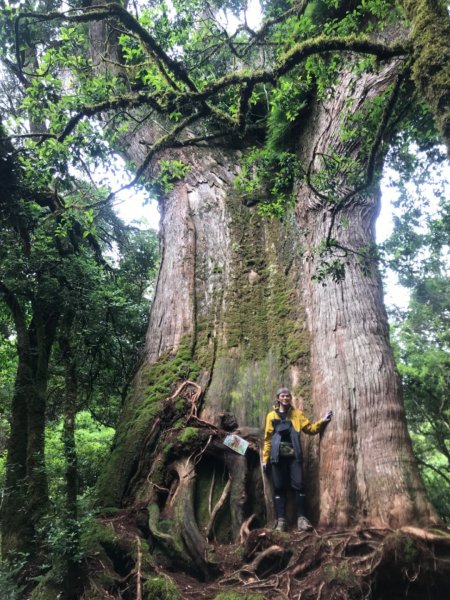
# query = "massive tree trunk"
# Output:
<box><xmin>96</xmin><ymin>141</ymin><xmax>311</xmax><ymax>575</ymax></box>
<box><xmin>296</xmin><ymin>64</ymin><xmax>438</xmax><ymax>528</ymax></box>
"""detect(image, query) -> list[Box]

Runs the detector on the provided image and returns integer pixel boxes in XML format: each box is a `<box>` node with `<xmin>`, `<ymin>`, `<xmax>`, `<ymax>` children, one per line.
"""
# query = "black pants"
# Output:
<box><xmin>270</xmin><ymin>458</ymin><xmax>306</xmax><ymax>519</ymax></box>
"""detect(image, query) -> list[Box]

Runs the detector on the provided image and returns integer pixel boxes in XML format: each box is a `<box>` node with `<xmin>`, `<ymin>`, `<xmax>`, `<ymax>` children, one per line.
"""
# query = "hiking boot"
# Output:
<box><xmin>297</xmin><ymin>516</ymin><xmax>313</xmax><ymax>532</ymax></box>
<box><xmin>275</xmin><ymin>518</ymin><xmax>287</xmax><ymax>532</ymax></box>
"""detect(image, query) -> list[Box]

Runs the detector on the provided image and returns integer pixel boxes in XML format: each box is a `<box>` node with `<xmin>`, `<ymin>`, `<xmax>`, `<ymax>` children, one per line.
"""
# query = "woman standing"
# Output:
<box><xmin>262</xmin><ymin>387</ymin><xmax>332</xmax><ymax>531</ymax></box>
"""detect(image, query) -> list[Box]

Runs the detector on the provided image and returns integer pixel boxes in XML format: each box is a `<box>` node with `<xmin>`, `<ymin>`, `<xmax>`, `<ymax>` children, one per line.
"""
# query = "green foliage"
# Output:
<box><xmin>340</xmin><ymin>90</ymin><xmax>392</xmax><ymax>159</ymax></box>
<box><xmin>45</xmin><ymin>412</ymin><xmax>115</xmax><ymax>500</ymax></box>
<box><xmin>266</xmin><ymin>77</ymin><xmax>310</xmax><ymax>151</ymax></box>
<box><xmin>37</xmin><ymin>512</ymin><xmax>95</xmax><ymax>575</ymax></box>
<box><xmin>0</xmin><ymin>325</ymin><xmax>16</xmax><ymax>446</ymax></box>
<box><xmin>389</xmin><ymin>278</ymin><xmax>450</xmax><ymax>521</ymax></box>
<box><xmin>0</xmin><ymin>64</ymin><xmax>159</xmax><ymax>580</ymax></box>
<box><xmin>151</xmin><ymin>160</ymin><xmax>190</xmax><ymax>196</ymax></box>
<box><xmin>310</xmin><ymin>152</ymin><xmax>365</xmax><ymax>201</ymax></box>
<box><xmin>383</xmin><ymin>141</ymin><xmax>450</xmax><ymax>521</ymax></box>
<box><xmin>312</xmin><ymin>256</ymin><xmax>347</xmax><ymax>284</ymax></box>
<box><xmin>234</xmin><ymin>148</ymin><xmax>301</xmax><ymax>217</ymax></box>
<box><xmin>0</xmin><ymin>553</ymin><xmax>27</xmax><ymax>599</ymax></box>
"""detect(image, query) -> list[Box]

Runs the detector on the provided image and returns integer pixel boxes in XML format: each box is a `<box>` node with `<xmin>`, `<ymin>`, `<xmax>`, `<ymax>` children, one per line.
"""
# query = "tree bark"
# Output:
<box><xmin>59</xmin><ymin>311</ymin><xmax>81</xmax><ymax>599</ymax></box>
<box><xmin>1</xmin><ymin>299</ymin><xmax>58</xmax><ymax>557</ymax></box>
<box><xmin>296</xmin><ymin>64</ymin><xmax>438</xmax><ymax>527</ymax></box>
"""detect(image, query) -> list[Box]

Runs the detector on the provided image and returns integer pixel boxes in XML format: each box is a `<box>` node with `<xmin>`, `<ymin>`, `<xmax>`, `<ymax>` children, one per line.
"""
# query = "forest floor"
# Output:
<box><xmin>141</xmin><ymin>524</ymin><xmax>450</xmax><ymax>600</ymax></box>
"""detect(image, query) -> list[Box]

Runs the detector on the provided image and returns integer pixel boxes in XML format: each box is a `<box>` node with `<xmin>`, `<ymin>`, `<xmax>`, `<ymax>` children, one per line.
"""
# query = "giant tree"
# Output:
<box><xmin>2</xmin><ymin>0</ymin><xmax>450</xmax><ymax>597</ymax></box>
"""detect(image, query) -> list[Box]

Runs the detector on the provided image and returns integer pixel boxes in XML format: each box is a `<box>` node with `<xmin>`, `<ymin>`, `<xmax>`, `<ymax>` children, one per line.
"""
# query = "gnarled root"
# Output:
<box><xmin>171</xmin><ymin>457</ymin><xmax>220</xmax><ymax>580</ymax></box>
<box><xmin>242</xmin><ymin>544</ymin><xmax>290</xmax><ymax>579</ymax></box>
<box><xmin>239</xmin><ymin>514</ymin><xmax>256</xmax><ymax>544</ymax></box>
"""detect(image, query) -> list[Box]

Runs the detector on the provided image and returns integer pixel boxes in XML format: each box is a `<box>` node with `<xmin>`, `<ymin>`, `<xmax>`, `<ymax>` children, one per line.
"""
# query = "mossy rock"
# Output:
<box><xmin>143</xmin><ymin>575</ymin><xmax>181</xmax><ymax>599</ymax></box>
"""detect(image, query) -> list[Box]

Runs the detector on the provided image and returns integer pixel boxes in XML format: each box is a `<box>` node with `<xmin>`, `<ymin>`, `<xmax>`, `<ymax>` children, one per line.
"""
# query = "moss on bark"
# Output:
<box><xmin>96</xmin><ymin>337</ymin><xmax>201</xmax><ymax>507</ymax></box>
<box><xmin>403</xmin><ymin>0</ymin><xmax>450</xmax><ymax>156</ymax></box>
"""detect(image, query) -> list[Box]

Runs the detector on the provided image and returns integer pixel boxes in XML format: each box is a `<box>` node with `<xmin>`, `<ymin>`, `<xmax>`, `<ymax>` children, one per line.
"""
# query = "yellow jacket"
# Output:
<box><xmin>262</xmin><ymin>407</ymin><xmax>324</xmax><ymax>463</ymax></box>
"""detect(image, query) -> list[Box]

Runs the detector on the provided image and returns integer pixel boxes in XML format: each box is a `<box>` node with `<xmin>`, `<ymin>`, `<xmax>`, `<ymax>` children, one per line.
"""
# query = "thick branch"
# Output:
<box><xmin>59</xmin><ymin>93</ymin><xmax>164</xmax><ymax>142</ymax></box>
<box><xmin>17</xmin><ymin>3</ymin><xmax>197</xmax><ymax>92</ymax></box>
<box><xmin>200</xmin><ymin>36</ymin><xmax>408</xmax><ymax>99</ymax></box>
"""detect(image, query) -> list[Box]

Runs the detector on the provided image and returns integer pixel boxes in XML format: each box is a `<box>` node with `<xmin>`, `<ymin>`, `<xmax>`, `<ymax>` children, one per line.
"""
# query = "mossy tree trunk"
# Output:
<box><xmin>401</xmin><ymin>0</ymin><xmax>450</xmax><ymax>157</ymax></box>
<box><xmin>96</xmin><ymin>142</ymin><xmax>312</xmax><ymax>576</ymax></box>
<box><xmin>95</xmin><ymin>72</ymin><xmax>438</xmax><ymax>581</ymax></box>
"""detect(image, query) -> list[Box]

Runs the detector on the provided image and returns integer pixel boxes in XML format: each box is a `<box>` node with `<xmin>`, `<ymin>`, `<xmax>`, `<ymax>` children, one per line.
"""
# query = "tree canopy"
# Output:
<box><xmin>1</xmin><ymin>0</ymin><xmax>448</xmax><ymax>200</ymax></box>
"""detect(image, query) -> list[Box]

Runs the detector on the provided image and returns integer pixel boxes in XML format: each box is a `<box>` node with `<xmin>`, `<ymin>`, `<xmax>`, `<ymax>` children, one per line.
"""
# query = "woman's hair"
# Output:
<box><xmin>276</xmin><ymin>387</ymin><xmax>291</xmax><ymax>397</ymax></box>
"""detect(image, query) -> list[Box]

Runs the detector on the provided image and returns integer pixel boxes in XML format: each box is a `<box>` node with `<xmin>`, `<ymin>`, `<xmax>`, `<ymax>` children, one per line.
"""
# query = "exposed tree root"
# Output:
<box><xmin>399</xmin><ymin>525</ymin><xmax>450</xmax><ymax>545</ymax></box>
<box><xmin>78</xmin><ymin>517</ymin><xmax>450</xmax><ymax>600</ymax></box>
<box><xmin>206</xmin><ymin>477</ymin><xmax>232</xmax><ymax>539</ymax></box>
<box><xmin>240</xmin><ymin>513</ymin><xmax>256</xmax><ymax>544</ymax></box>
